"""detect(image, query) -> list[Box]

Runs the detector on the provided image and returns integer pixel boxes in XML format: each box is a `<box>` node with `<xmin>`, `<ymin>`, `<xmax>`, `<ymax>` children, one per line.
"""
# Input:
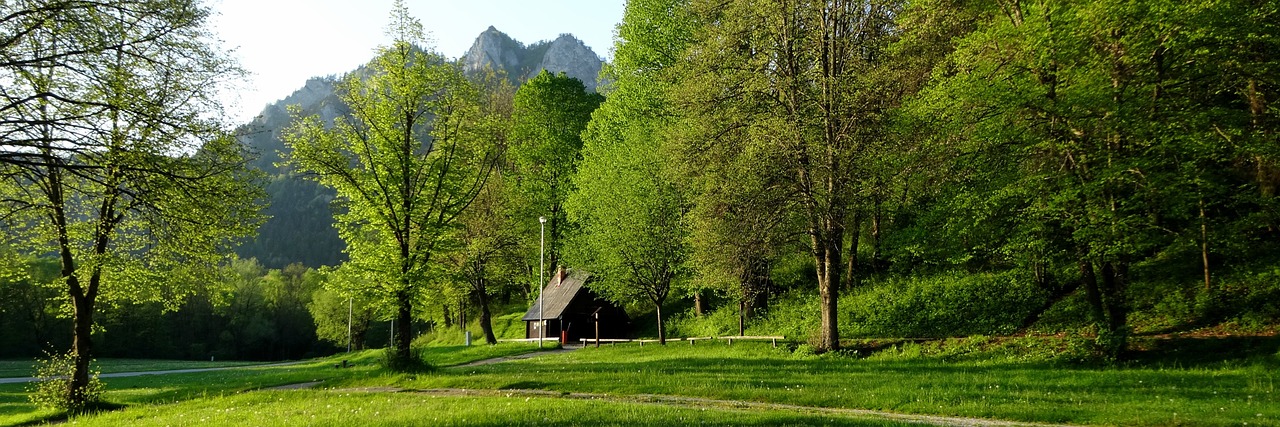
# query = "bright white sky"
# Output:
<box><xmin>209</xmin><ymin>0</ymin><xmax>626</xmax><ymax>123</ymax></box>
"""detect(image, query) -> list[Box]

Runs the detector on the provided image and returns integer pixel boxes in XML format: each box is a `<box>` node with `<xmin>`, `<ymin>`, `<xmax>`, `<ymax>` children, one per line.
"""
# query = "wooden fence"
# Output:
<box><xmin>577</xmin><ymin>335</ymin><xmax>785</xmax><ymax>348</ymax></box>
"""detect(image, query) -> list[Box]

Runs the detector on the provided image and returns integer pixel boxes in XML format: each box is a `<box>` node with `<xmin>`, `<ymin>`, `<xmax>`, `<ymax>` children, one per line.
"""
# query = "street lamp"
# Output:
<box><xmin>346</xmin><ymin>296</ymin><xmax>352</xmax><ymax>353</ymax></box>
<box><xmin>538</xmin><ymin>216</ymin><xmax>547</xmax><ymax>349</ymax></box>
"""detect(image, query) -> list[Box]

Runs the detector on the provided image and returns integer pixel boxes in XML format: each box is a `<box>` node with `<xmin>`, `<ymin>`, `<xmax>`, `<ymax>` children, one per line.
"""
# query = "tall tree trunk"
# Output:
<box><xmin>693</xmin><ymin>291</ymin><xmax>704</xmax><ymax>317</ymax></box>
<box><xmin>738</xmin><ymin>298</ymin><xmax>747</xmax><ymax>336</ymax></box>
<box><xmin>478</xmin><ymin>287</ymin><xmax>497</xmax><ymax>345</ymax></box>
<box><xmin>442</xmin><ymin>303</ymin><xmax>453</xmax><ymax>329</ymax></box>
<box><xmin>1100</xmin><ymin>261</ymin><xmax>1128</xmax><ymax>333</ymax></box>
<box><xmin>458</xmin><ymin>297</ymin><xmax>466</xmax><ymax>331</ymax></box>
<box><xmin>844</xmin><ymin>209</ymin><xmax>861</xmax><ymax>290</ymax></box>
<box><xmin>548</xmin><ymin>205</ymin><xmax>560</xmax><ymax>271</ymax></box>
<box><xmin>70</xmin><ymin>283</ymin><xmax>93</xmax><ymax>406</ymax></box>
<box><xmin>1078</xmin><ymin>258</ymin><xmax>1107</xmax><ymax>325</ymax></box>
<box><xmin>655</xmin><ymin>301</ymin><xmax>666</xmax><ymax>345</ymax></box>
<box><xmin>394</xmin><ymin>290</ymin><xmax>412</xmax><ymax>364</ymax></box>
<box><xmin>870</xmin><ymin>198</ymin><xmax>882</xmax><ymax>273</ymax></box>
<box><xmin>1200</xmin><ymin>199</ymin><xmax>1211</xmax><ymax>292</ymax></box>
<box><xmin>812</xmin><ymin>219</ymin><xmax>843</xmax><ymax>352</ymax></box>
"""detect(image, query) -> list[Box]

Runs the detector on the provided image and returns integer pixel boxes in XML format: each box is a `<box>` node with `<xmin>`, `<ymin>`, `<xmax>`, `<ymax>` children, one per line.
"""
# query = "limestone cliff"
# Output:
<box><xmin>461</xmin><ymin>27</ymin><xmax>603</xmax><ymax>91</ymax></box>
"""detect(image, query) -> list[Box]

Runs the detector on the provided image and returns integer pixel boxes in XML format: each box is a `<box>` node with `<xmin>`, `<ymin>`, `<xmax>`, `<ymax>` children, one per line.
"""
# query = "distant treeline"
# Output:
<box><xmin>0</xmin><ymin>257</ymin><xmax>354</xmax><ymax>361</ymax></box>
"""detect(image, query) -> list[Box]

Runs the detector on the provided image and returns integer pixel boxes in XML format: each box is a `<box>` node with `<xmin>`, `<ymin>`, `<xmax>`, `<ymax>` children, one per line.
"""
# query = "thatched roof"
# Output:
<box><xmin>522</xmin><ymin>268</ymin><xmax>591</xmax><ymax>321</ymax></box>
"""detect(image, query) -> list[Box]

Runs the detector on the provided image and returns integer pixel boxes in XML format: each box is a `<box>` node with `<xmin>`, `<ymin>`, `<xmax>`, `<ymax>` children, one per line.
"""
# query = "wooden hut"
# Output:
<box><xmin>523</xmin><ymin>267</ymin><xmax>629</xmax><ymax>343</ymax></box>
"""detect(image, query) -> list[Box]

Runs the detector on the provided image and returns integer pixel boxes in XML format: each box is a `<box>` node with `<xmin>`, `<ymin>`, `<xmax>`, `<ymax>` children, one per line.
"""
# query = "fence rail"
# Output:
<box><xmin>497</xmin><ymin>338</ymin><xmax>561</xmax><ymax>343</ymax></box>
<box><xmin>576</xmin><ymin>335</ymin><xmax>786</xmax><ymax>348</ymax></box>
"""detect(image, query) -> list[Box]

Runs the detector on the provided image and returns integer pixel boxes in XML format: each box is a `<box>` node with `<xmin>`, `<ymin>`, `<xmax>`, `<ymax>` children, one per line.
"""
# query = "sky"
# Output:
<box><xmin>208</xmin><ymin>0</ymin><xmax>626</xmax><ymax>123</ymax></box>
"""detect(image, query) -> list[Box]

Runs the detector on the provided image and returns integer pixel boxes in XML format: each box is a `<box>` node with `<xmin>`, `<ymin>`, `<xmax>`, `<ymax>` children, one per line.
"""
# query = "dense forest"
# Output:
<box><xmin>1</xmin><ymin>0</ymin><xmax>1278</xmax><ymax>409</ymax></box>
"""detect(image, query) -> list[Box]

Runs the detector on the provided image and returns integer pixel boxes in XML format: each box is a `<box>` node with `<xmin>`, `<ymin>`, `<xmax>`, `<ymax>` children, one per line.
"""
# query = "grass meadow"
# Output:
<box><xmin>0</xmin><ymin>338</ymin><xmax>1276</xmax><ymax>426</ymax></box>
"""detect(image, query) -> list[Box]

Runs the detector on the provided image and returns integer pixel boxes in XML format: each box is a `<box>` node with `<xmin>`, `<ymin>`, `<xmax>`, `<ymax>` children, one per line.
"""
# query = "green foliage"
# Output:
<box><xmin>841</xmin><ymin>272</ymin><xmax>1047</xmax><ymax>338</ymax></box>
<box><xmin>666</xmin><ymin>303</ymin><xmax>741</xmax><ymax>338</ymax></box>
<box><xmin>308</xmin><ymin>275</ymin><xmax>379</xmax><ymax>352</ymax></box>
<box><xmin>509</xmin><ymin>70</ymin><xmax>602</xmax><ymax>269</ymax></box>
<box><xmin>412</xmin><ymin>312</ymin><xmax>528</xmax><ymax>347</ymax></box>
<box><xmin>896</xmin><ymin>0</ymin><xmax>1280</xmax><ymax>354</ymax></box>
<box><xmin>674</xmin><ymin>0</ymin><xmax>909</xmax><ymax>351</ymax></box>
<box><xmin>26</xmin><ymin>352</ymin><xmax>103</xmax><ymax>413</ymax></box>
<box><xmin>566</xmin><ymin>0</ymin><xmax>694</xmax><ymax>344</ymax></box>
<box><xmin>743</xmin><ymin>291</ymin><xmax>819</xmax><ymax>341</ymax></box>
<box><xmin>378</xmin><ymin>347</ymin><xmax>433</xmax><ymax>373</ymax></box>
<box><xmin>0</xmin><ymin>0</ymin><xmax>262</xmax><ymax>409</ymax></box>
<box><xmin>283</xmin><ymin>1</ymin><xmax>498</xmax><ymax>363</ymax></box>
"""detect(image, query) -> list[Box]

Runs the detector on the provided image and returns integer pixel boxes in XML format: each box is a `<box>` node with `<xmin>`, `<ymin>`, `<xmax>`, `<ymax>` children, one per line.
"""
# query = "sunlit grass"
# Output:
<box><xmin>418</xmin><ymin>342</ymin><xmax>549</xmax><ymax>367</ymax></box>
<box><xmin>410</xmin><ymin>341</ymin><xmax>1280</xmax><ymax>426</ymax></box>
<box><xmin>0</xmin><ymin>350</ymin><xmax>384</xmax><ymax>426</ymax></box>
<box><xmin>3</xmin><ymin>340</ymin><xmax>1277</xmax><ymax>426</ymax></box>
<box><xmin>0</xmin><ymin>358</ymin><xmax>267</xmax><ymax>379</ymax></box>
<box><xmin>0</xmin><ymin>345</ymin><xmax>554</xmax><ymax>426</ymax></box>
<box><xmin>65</xmin><ymin>390</ymin><xmax>910</xmax><ymax>426</ymax></box>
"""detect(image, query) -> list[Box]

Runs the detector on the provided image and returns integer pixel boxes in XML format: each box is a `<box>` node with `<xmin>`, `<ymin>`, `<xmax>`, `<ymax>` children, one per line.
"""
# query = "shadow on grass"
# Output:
<box><xmin>1127</xmin><ymin>335</ymin><xmax>1280</xmax><ymax>367</ymax></box>
<box><xmin>11</xmin><ymin>401</ymin><xmax>127</xmax><ymax>427</ymax></box>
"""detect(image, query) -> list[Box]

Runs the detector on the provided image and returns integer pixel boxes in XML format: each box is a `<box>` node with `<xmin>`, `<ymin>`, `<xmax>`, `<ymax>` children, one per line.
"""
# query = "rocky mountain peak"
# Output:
<box><xmin>532</xmin><ymin>34</ymin><xmax>603</xmax><ymax>89</ymax></box>
<box><xmin>463</xmin><ymin>26</ymin><xmax>522</xmax><ymax>77</ymax></box>
<box><xmin>461</xmin><ymin>28</ymin><xmax>603</xmax><ymax>92</ymax></box>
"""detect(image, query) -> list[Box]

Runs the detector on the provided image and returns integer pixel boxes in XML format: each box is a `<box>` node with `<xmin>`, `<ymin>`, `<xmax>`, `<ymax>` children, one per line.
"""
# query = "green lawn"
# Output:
<box><xmin>2</xmin><ymin>340</ymin><xmax>1277</xmax><ymax>426</ymax></box>
<box><xmin>414</xmin><ymin>341</ymin><xmax>1279</xmax><ymax>427</ymax></box>
<box><xmin>0</xmin><ymin>350</ymin><xmax>380</xmax><ymax>426</ymax></box>
<box><xmin>419</xmin><ymin>341</ymin><xmax>553</xmax><ymax>367</ymax></box>
<box><xmin>0</xmin><ymin>358</ymin><xmax>267</xmax><ymax>379</ymax></box>
<box><xmin>60</xmin><ymin>390</ymin><xmax>910</xmax><ymax>426</ymax></box>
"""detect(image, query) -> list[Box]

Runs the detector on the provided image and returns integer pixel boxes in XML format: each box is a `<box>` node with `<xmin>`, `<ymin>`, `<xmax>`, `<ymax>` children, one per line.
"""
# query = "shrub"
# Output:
<box><xmin>27</xmin><ymin>351</ymin><xmax>104</xmax><ymax>413</ymax></box>
<box><xmin>1196</xmin><ymin>268</ymin><xmax>1280</xmax><ymax>328</ymax></box>
<box><xmin>744</xmin><ymin>291</ymin><xmax>819</xmax><ymax>340</ymax></box>
<box><xmin>666</xmin><ymin>303</ymin><xmax>740</xmax><ymax>338</ymax></box>
<box><xmin>841</xmin><ymin>270</ymin><xmax>1047</xmax><ymax>338</ymax></box>
<box><xmin>379</xmin><ymin>347</ymin><xmax>434</xmax><ymax>372</ymax></box>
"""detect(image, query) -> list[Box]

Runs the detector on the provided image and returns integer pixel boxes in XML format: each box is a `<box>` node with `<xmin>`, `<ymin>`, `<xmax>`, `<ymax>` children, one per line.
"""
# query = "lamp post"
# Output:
<box><xmin>346</xmin><ymin>297</ymin><xmax>352</xmax><ymax>353</ymax></box>
<box><xmin>539</xmin><ymin>215</ymin><xmax>547</xmax><ymax>348</ymax></box>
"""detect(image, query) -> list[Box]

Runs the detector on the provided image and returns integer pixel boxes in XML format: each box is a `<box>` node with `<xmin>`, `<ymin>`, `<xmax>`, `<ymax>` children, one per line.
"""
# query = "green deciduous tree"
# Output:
<box><xmin>510</xmin><ymin>71</ymin><xmax>602</xmax><ymax>272</ymax></box>
<box><xmin>308</xmin><ymin>266</ymin><xmax>378</xmax><ymax>351</ymax></box>
<box><xmin>0</xmin><ymin>0</ymin><xmax>261</xmax><ymax>408</ymax></box>
<box><xmin>567</xmin><ymin>0</ymin><xmax>695</xmax><ymax>345</ymax></box>
<box><xmin>678</xmin><ymin>0</ymin><xmax>903</xmax><ymax>351</ymax></box>
<box><xmin>282</xmin><ymin>1</ymin><xmax>498</xmax><ymax>367</ymax></box>
<box><xmin>903</xmin><ymin>0</ymin><xmax>1280</xmax><ymax>357</ymax></box>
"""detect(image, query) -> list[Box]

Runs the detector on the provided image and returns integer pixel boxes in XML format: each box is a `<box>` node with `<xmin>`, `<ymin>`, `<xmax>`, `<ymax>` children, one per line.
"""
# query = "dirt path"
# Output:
<box><xmin>327</xmin><ymin>387</ymin><xmax>1078</xmax><ymax>427</ymax></box>
<box><xmin>0</xmin><ymin>361</ymin><xmax>305</xmax><ymax>385</ymax></box>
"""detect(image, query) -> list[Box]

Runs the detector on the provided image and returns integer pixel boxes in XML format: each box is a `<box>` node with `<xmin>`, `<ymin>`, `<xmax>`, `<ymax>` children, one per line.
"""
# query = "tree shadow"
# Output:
<box><xmin>1127</xmin><ymin>335</ymin><xmax>1280</xmax><ymax>367</ymax></box>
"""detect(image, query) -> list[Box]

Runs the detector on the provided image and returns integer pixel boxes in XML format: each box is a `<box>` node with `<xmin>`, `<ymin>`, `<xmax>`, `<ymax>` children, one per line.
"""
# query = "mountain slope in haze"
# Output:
<box><xmin>235</xmin><ymin>29</ymin><xmax>606</xmax><ymax>269</ymax></box>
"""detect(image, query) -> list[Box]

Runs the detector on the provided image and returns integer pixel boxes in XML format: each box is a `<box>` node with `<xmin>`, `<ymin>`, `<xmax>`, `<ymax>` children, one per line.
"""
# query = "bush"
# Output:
<box><xmin>1196</xmin><ymin>268</ymin><xmax>1280</xmax><ymax>329</ymax></box>
<box><xmin>379</xmin><ymin>347</ymin><xmax>434</xmax><ymax>372</ymax></box>
<box><xmin>744</xmin><ymin>291</ymin><xmax>819</xmax><ymax>340</ymax></box>
<box><xmin>27</xmin><ymin>351</ymin><xmax>104</xmax><ymax>413</ymax></box>
<box><xmin>666</xmin><ymin>303</ymin><xmax>740</xmax><ymax>338</ymax></box>
<box><xmin>841</xmin><ymin>271</ymin><xmax>1047</xmax><ymax>338</ymax></box>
